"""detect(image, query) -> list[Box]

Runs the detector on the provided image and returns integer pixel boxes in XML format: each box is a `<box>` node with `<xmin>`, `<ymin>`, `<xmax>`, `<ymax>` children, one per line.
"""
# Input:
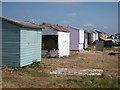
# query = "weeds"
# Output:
<box><xmin>61</xmin><ymin>76</ymin><xmax>119</xmax><ymax>88</ymax></box>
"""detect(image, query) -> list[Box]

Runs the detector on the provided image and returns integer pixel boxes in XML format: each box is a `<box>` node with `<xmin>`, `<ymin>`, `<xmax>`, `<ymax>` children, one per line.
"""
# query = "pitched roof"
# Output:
<box><xmin>40</xmin><ymin>22</ymin><xmax>70</xmax><ymax>32</ymax></box>
<box><xmin>0</xmin><ymin>17</ymin><xmax>43</xmax><ymax>30</ymax></box>
<box><xmin>95</xmin><ymin>30</ymin><xmax>102</xmax><ymax>33</ymax></box>
<box><xmin>66</xmin><ymin>25</ymin><xmax>84</xmax><ymax>31</ymax></box>
<box><xmin>84</xmin><ymin>30</ymin><xmax>92</xmax><ymax>33</ymax></box>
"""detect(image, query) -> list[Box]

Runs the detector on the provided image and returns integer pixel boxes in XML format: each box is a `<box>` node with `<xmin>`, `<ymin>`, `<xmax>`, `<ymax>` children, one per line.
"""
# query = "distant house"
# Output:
<box><xmin>65</xmin><ymin>25</ymin><xmax>84</xmax><ymax>50</ymax></box>
<box><xmin>86</xmin><ymin>30</ymin><xmax>93</xmax><ymax>45</ymax></box>
<box><xmin>91</xmin><ymin>30</ymin><xmax>98</xmax><ymax>43</ymax></box>
<box><xmin>95</xmin><ymin>30</ymin><xmax>102</xmax><ymax>40</ymax></box>
<box><xmin>40</xmin><ymin>22</ymin><xmax>70</xmax><ymax>57</ymax></box>
<box><xmin>1</xmin><ymin>17</ymin><xmax>43</xmax><ymax>67</ymax></box>
<box><xmin>84</xmin><ymin>30</ymin><xmax>92</xmax><ymax>48</ymax></box>
<box><xmin>84</xmin><ymin>30</ymin><xmax>89</xmax><ymax>49</ymax></box>
<box><xmin>102</xmin><ymin>32</ymin><xmax>107</xmax><ymax>39</ymax></box>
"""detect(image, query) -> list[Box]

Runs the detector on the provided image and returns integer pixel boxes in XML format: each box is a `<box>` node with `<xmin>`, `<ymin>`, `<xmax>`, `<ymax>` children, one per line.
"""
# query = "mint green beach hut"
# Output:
<box><xmin>1</xmin><ymin>17</ymin><xmax>43</xmax><ymax>67</ymax></box>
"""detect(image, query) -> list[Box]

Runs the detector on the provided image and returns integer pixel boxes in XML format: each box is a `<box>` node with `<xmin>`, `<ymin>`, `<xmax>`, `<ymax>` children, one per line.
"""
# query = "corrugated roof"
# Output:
<box><xmin>40</xmin><ymin>22</ymin><xmax>70</xmax><ymax>32</ymax></box>
<box><xmin>0</xmin><ymin>17</ymin><xmax>43</xmax><ymax>30</ymax></box>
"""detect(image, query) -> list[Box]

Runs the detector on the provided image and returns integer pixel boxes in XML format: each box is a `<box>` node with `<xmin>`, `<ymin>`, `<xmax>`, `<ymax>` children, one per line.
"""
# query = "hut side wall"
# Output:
<box><xmin>20</xmin><ymin>28</ymin><xmax>42</xmax><ymax>67</ymax></box>
<box><xmin>2</xmin><ymin>20</ymin><xmax>20</xmax><ymax>67</ymax></box>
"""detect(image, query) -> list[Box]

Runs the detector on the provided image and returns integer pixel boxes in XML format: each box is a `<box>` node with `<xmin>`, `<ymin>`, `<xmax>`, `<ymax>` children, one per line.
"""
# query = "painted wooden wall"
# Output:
<box><xmin>58</xmin><ymin>32</ymin><xmax>70</xmax><ymax>56</ymax></box>
<box><xmin>79</xmin><ymin>29</ymin><xmax>84</xmax><ymax>49</ymax></box>
<box><xmin>66</xmin><ymin>26</ymin><xmax>84</xmax><ymax>50</ymax></box>
<box><xmin>0</xmin><ymin>20</ymin><xmax>2</xmax><ymax>66</ymax></box>
<box><xmin>88</xmin><ymin>33</ymin><xmax>92</xmax><ymax>45</ymax></box>
<box><xmin>69</xmin><ymin>28</ymin><xmax>79</xmax><ymax>50</ymax></box>
<box><xmin>84</xmin><ymin>32</ymin><xmax>88</xmax><ymax>49</ymax></box>
<box><xmin>92</xmin><ymin>32</ymin><xmax>96</xmax><ymax>43</ymax></box>
<box><xmin>2</xmin><ymin>20</ymin><xmax>21</xmax><ymax>67</ymax></box>
<box><xmin>95</xmin><ymin>32</ymin><xmax>98</xmax><ymax>41</ymax></box>
<box><xmin>2</xmin><ymin>20</ymin><xmax>42</xmax><ymax>67</ymax></box>
<box><xmin>20</xmin><ymin>28</ymin><xmax>42</xmax><ymax>67</ymax></box>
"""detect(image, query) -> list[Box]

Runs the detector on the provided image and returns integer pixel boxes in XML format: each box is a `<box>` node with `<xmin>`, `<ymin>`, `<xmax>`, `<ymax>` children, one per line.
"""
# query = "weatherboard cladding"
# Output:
<box><xmin>2</xmin><ymin>17</ymin><xmax>42</xmax><ymax>67</ymax></box>
<box><xmin>84</xmin><ymin>32</ymin><xmax>88</xmax><ymax>49</ymax></box>
<box><xmin>2</xmin><ymin>20</ymin><xmax>21</xmax><ymax>67</ymax></box>
<box><xmin>20</xmin><ymin>28</ymin><xmax>42</xmax><ymax>67</ymax></box>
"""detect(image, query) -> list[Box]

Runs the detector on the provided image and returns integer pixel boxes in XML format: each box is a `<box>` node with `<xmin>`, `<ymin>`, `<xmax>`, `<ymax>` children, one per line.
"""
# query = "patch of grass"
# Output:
<box><xmin>28</xmin><ymin>61</ymin><xmax>45</xmax><ymax>70</ymax></box>
<box><xmin>56</xmin><ymin>76</ymin><xmax>119</xmax><ymax>88</ymax></box>
<box><xmin>2</xmin><ymin>65</ymin><xmax>22</xmax><ymax>71</ymax></box>
<box><xmin>25</xmin><ymin>71</ymin><xmax>50</xmax><ymax>77</ymax></box>
<box><xmin>3</xmin><ymin>76</ymin><xmax>25</xmax><ymax>87</ymax></box>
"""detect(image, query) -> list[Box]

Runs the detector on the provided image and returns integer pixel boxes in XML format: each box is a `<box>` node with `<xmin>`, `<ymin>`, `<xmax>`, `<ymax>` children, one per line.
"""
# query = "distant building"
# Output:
<box><xmin>84</xmin><ymin>30</ymin><xmax>92</xmax><ymax>48</ymax></box>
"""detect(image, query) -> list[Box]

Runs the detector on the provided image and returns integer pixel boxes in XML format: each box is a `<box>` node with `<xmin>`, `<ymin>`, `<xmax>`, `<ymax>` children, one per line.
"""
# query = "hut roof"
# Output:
<box><xmin>40</xmin><ymin>22</ymin><xmax>70</xmax><ymax>32</ymax></box>
<box><xmin>66</xmin><ymin>25</ymin><xmax>84</xmax><ymax>31</ymax></box>
<box><xmin>0</xmin><ymin>17</ymin><xmax>43</xmax><ymax>30</ymax></box>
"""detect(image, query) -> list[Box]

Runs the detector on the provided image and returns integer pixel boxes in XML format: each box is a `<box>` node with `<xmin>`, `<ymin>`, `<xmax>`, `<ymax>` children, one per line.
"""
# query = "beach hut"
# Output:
<box><xmin>95</xmin><ymin>30</ymin><xmax>102</xmax><ymax>40</ymax></box>
<box><xmin>40</xmin><ymin>22</ymin><xmax>70</xmax><ymax>57</ymax></box>
<box><xmin>65</xmin><ymin>25</ymin><xmax>84</xmax><ymax>50</ymax></box>
<box><xmin>84</xmin><ymin>30</ymin><xmax>93</xmax><ymax>49</ymax></box>
<box><xmin>91</xmin><ymin>30</ymin><xmax>98</xmax><ymax>43</ymax></box>
<box><xmin>87</xmin><ymin>30</ymin><xmax>92</xmax><ymax>45</ymax></box>
<box><xmin>1</xmin><ymin>17</ymin><xmax>43</xmax><ymax>67</ymax></box>
<box><xmin>102</xmin><ymin>32</ymin><xmax>107</xmax><ymax>39</ymax></box>
<box><xmin>84</xmin><ymin>30</ymin><xmax>88</xmax><ymax>49</ymax></box>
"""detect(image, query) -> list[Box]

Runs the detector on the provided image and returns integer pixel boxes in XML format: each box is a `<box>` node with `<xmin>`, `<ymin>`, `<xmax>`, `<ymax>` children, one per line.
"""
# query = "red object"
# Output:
<box><xmin>88</xmin><ymin>33</ymin><xmax>92</xmax><ymax>45</ymax></box>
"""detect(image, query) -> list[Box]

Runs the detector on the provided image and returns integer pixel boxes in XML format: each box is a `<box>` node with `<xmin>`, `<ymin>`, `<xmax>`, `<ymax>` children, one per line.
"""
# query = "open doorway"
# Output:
<box><xmin>42</xmin><ymin>35</ymin><xmax>58</xmax><ymax>57</ymax></box>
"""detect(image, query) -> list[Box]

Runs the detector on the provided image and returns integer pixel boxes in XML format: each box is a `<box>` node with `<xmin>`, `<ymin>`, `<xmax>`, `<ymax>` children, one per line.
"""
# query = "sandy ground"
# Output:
<box><xmin>2</xmin><ymin>47</ymin><xmax>119</xmax><ymax>88</ymax></box>
<box><xmin>41</xmin><ymin>50</ymin><xmax>118</xmax><ymax>77</ymax></box>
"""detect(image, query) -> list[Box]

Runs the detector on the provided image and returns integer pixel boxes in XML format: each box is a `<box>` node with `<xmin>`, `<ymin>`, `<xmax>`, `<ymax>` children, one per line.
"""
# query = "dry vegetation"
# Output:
<box><xmin>2</xmin><ymin>46</ymin><xmax>119</xmax><ymax>88</ymax></box>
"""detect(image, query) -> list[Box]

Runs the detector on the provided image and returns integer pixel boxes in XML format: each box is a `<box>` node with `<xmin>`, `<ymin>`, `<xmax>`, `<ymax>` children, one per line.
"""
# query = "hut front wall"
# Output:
<box><xmin>2</xmin><ymin>21</ymin><xmax>20</xmax><ymax>67</ymax></box>
<box><xmin>20</xmin><ymin>28</ymin><xmax>42</xmax><ymax>67</ymax></box>
<box><xmin>58</xmin><ymin>32</ymin><xmax>70</xmax><ymax>56</ymax></box>
<box><xmin>95</xmin><ymin>32</ymin><xmax>98</xmax><ymax>41</ymax></box>
<box><xmin>88</xmin><ymin>33</ymin><xmax>92</xmax><ymax>45</ymax></box>
<box><xmin>92</xmin><ymin>33</ymin><xmax>96</xmax><ymax>43</ymax></box>
<box><xmin>79</xmin><ymin>30</ymin><xmax>84</xmax><ymax>50</ymax></box>
<box><xmin>84</xmin><ymin>32</ymin><xmax>88</xmax><ymax>49</ymax></box>
<box><xmin>66</xmin><ymin>27</ymin><xmax>79</xmax><ymax>50</ymax></box>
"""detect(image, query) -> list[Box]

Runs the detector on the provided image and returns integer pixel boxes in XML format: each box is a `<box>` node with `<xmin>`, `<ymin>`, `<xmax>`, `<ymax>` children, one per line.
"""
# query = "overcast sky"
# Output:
<box><xmin>2</xmin><ymin>2</ymin><xmax>118</xmax><ymax>34</ymax></box>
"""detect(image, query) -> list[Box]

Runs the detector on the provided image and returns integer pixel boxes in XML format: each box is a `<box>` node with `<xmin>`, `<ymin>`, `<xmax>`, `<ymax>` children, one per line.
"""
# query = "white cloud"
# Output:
<box><xmin>67</xmin><ymin>12</ymin><xmax>79</xmax><ymax>17</ymax></box>
<box><xmin>83</xmin><ymin>24</ymin><xmax>94</xmax><ymax>27</ymax></box>
<box><xmin>102</xmin><ymin>26</ymin><xmax>108</xmax><ymax>29</ymax></box>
